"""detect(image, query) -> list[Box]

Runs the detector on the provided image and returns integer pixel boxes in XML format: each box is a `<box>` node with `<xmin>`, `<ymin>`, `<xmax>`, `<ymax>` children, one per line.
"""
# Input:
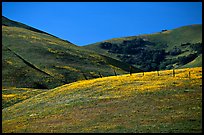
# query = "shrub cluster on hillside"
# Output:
<box><xmin>99</xmin><ymin>39</ymin><xmax>202</xmax><ymax>71</ymax></box>
<box><xmin>100</xmin><ymin>38</ymin><xmax>166</xmax><ymax>71</ymax></box>
<box><xmin>117</xmin><ymin>49</ymin><xmax>166</xmax><ymax>71</ymax></box>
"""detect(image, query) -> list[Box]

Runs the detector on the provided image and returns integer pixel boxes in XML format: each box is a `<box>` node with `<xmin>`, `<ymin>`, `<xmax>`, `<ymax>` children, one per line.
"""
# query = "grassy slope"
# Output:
<box><xmin>2</xmin><ymin>19</ymin><xmax>141</xmax><ymax>89</ymax></box>
<box><xmin>2</xmin><ymin>67</ymin><xmax>202</xmax><ymax>133</ymax></box>
<box><xmin>2</xmin><ymin>87</ymin><xmax>48</xmax><ymax>109</ymax></box>
<box><xmin>83</xmin><ymin>24</ymin><xmax>202</xmax><ymax>67</ymax></box>
<box><xmin>141</xmin><ymin>24</ymin><xmax>202</xmax><ymax>50</ymax></box>
<box><xmin>2</xmin><ymin>16</ymin><xmax>60</xmax><ymax>39</ymax></box>
<box><xmin>180</xmin><ymin>54</ymin><xmax>202</xmax><ymax>69</ymax></box>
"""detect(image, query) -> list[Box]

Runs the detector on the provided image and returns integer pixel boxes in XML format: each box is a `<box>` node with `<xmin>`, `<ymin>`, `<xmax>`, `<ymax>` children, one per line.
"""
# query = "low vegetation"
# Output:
<box><xmin>2</xmin><ymin>16</ymin><xmax>140</xmax><ymax>89</ymax></box>
<box><xmin>84</xmin><ymin>24</ymin><xmax>202</xmax><ymax>71</ymax></box>
<box><xmin>2</xmin><ymin>87</ymin><xmax>48</xmax><ymax>109</ymax></box>
<box><xmin>2</xmin><ymin>16</ymin><xmax>202</xmax><ymax>133</ymax></box>
<box><xmin>2</xmin><ymin>67</ymin><xmax>202</xmax><ymax>133</ymax></box>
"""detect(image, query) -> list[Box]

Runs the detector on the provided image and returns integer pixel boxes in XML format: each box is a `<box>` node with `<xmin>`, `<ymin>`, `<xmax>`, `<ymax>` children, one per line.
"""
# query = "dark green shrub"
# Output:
<box><xmin>100</xmin><ymin>42</ymin><xmax>112</xmax><ymax>50</ymax></box>
<box><xmin>178</xmin><ymin>53</ymin><xmax>198</xmax><ymax>65</ymax></box>
<box><xmin>33</xmin><ymin>82</ymin><xmax>48</xmax><ymax>89</ymax></box>
<box><xmin>169</xmin><ymin>47</ymin><xmax>182</xmax><ymax>56</ymax></box>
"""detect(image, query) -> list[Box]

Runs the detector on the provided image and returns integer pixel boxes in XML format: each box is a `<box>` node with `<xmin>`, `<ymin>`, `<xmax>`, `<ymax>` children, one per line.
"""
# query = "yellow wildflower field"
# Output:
<box><xmin>2</xmin><ymin>67</ymin><xmax>202</xmax><ymax>133</ymax></box>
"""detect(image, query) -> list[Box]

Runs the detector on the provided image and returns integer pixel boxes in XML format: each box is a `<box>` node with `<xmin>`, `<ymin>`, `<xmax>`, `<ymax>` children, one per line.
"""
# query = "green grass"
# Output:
<box><xmin>2</xmin><ymin>18</ymin><xmax>139</xmax><ymax>89</ymax></box>
<box><xmin>2</xmin><ymin>16</ymin><xmax>202</xmax><ymax>133</ymax></box>
<box><xmin>83</xmin><ymin>24</ymin><xmax>202</xmax><ymax>69</ymax></box>
<box><xmin>141</xmin><ymin>24</ymin><xmax>202</xmax><ymax>50</ymax></box>
<box><xmin>2</xmin><ymin>67</ymin><xmax>202</xmax><ymax>133</ymax></box>
<box><xmin>84</xmin><ymin>24</ymin><xmax>202</xmax><ymax>50</ymax></box>
<box><xmin>2</xmin><ymin>87</ymin><xmax>48</xmax><ymax>109</ymax></box>
<box><xmin>2</xmin><ymin>16</ymin><xmax>58</xmax><ymax>38</ymax></box>
<box><xmin>180</xmin><ymin>54</ymin><xmax>202</xmax><ymax>68</ymax></box>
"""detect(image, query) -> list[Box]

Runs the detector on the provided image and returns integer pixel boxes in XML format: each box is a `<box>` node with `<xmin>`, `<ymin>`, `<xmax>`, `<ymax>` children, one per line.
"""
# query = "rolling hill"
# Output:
<box><xmin>2</xmin><ymin>16</ymin><xmax>63</xmax><ymax>40</ymax></box>
<box><xmin>2</xmin><ymin>16</ymin><xmax>142</xmax><ymax>89</ymax></box>
<box><xmin>2</xmin><ymin>87</ymin><xmax>48</xmax><ymax>109</ymax></box>
<box><xmin>83</xmin><ymin>24</ymin><xmax>202</xmax><ymax>71</ymax></box>
<box><xmin>2</xmin><ymin>67</ymin><xmax>202</xmax><ymax>133</ymax></box>
<box><xmin>2</xmin><ymin>16</ymin><xmax>202</xmax><ymax>133</ymax></box>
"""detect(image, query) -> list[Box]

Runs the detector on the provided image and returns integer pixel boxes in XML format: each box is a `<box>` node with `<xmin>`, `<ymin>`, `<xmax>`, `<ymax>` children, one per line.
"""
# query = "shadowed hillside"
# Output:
<box><xmin>2</xmin><ymin>16</ymin><xmax>142</xmax><ymax>89</ymax></box>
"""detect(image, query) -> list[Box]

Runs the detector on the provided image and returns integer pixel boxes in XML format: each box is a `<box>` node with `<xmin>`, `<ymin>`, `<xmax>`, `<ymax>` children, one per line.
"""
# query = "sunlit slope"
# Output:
<box><xmin>85</xmin><ymin>24</ymin><xmax>202</xmax><ymax>52</ymax></box>
<box><xmin>2</xmin><ymin>16</ymin><xmax>59</xmax><ymax>39</ymax></box>
<box><xmin>2</xmin><ymin>87</ymin><xmax>48</xmax><ymax>109</ymax></box>
<box><xmin>180</xmin><ymin>54</ymin><xmax>202</xmax><ymax>68</ymax></box>
<box><xmin>83</xmin><ymin>24</ymin><xmax>202</xmax><ymax>70</ymax></box>
<box><xmin>2</xmin><ymin>67</ymin><xmax>202</xmax><ymax>133</ymax></box>
<box><xmin>140</xmin><ymin>24</ymin><xmax>202</xmax><ymax>50</ymax></box>
<box><xmin>2</xmin><ymin>23</ymin><xmax>141</xmax><ymax>89</ymax></box>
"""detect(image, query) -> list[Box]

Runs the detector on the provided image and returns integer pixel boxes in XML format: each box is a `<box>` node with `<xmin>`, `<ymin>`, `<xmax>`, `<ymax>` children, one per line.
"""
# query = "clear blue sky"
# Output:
<box><xmin>2</xmin><ymin>2</ymin><xmax>202</xmax><ymax>46</ymax></box>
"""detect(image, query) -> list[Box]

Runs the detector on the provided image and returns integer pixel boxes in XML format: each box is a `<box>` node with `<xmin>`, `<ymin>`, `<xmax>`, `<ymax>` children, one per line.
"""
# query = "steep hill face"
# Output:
<box><xmin>2</xmin><ymin>16</ymin><xmax>141</xmax><ymax>89</ymax></box>
<box><xmin>83</xmin><ymin>24</ymin><xmax>202</xmax><ymax>71</ymax></box>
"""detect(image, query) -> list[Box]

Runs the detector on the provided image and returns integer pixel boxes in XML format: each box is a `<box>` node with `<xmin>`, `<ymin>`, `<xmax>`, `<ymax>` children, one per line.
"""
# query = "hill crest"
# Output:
<box><xmin>83</xmin><ymin>24</ymin><xmax>202</xmax><ymax>71</ymax></box>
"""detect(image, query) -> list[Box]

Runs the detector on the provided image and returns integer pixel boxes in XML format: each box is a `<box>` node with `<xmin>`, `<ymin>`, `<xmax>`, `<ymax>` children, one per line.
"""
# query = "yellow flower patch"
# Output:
<box><xmin>2</xmin><ymin>94</ymin><xmax>16</xmax><ymax>98</ymax></box>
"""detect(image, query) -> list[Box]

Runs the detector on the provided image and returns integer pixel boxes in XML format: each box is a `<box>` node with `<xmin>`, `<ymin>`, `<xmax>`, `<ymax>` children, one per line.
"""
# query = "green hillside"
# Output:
<box><xmin>2</xmin><ymin>87</ymin><xmax>48</xmax><ymax>109</ymax></box>
<box><xmin>84</xmin><ymin>24</ymin><xmax>202</xmax><ymax>71</ymax></box>
<box><xmin>2</xmin><ymin>16</ymin><xmax>202</xmax><ymax>133</ymax></box>
<box><xmin>180</xmin><ymin>54</ymin><xmax>202</xmax><ymax>68</ymax></box>
<box><xmin>2</xmin><ymin>16</ymin><xmax>141</xmax><ymax>89</ymax></box>
<box><xmin>2</xmin><ymin>67</ymin><xmax>202</xmax><ymax>133</ymax></box>
<box><xmin>2</xmin><ymin>16</ymin><xmax>62</xmax><ymax>39</ymax></box>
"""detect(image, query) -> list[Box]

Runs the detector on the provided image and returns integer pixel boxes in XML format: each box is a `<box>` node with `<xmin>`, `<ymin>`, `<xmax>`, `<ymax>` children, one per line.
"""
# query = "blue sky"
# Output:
<box><xmin>2</xmin><ymin>2</ymin><xmax>202</xmax><ymax>46</ymax></box>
